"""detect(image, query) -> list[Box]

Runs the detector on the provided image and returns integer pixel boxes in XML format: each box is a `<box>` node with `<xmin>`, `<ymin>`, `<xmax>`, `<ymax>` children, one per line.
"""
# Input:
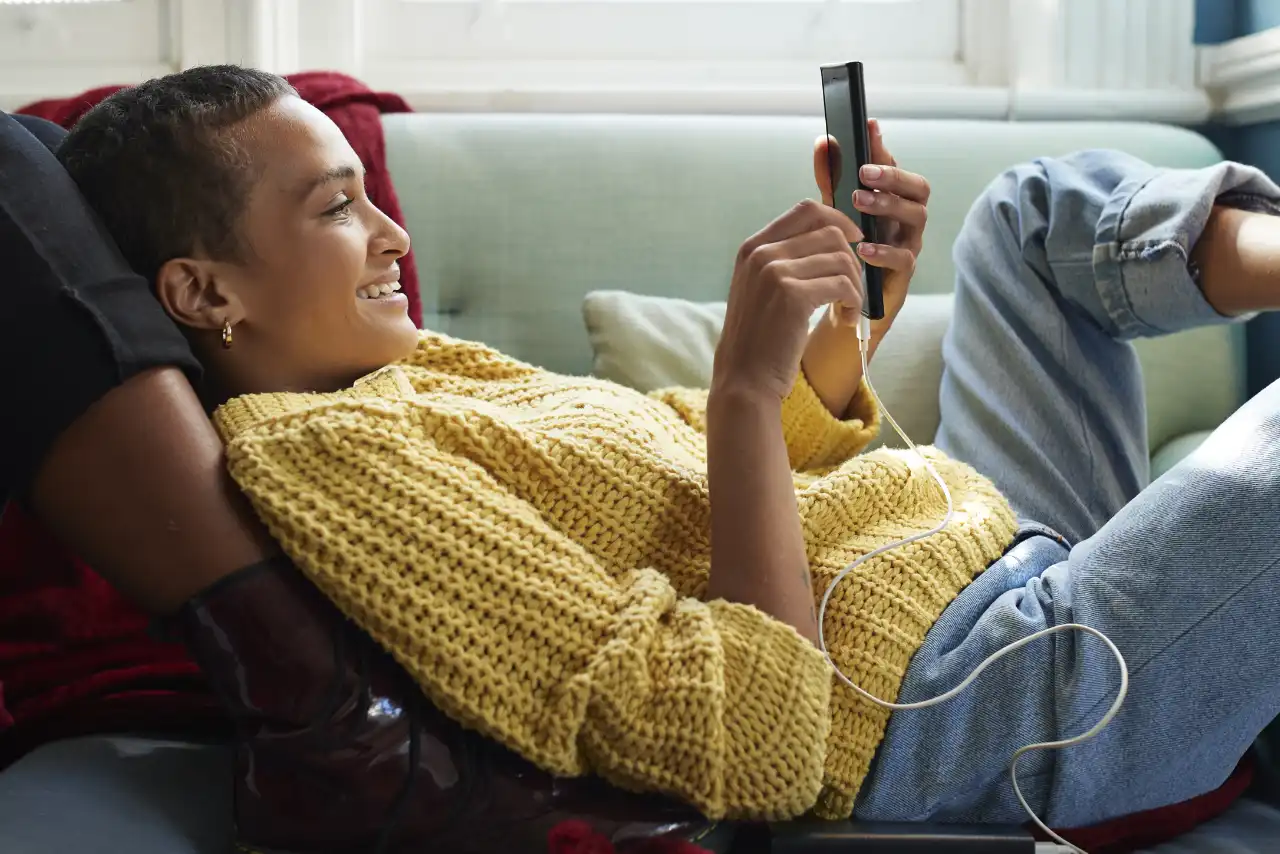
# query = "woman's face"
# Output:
<box><xmin>160</xmin><ymin>95</ymin><xmax>420</xmax><ymax>397</ymax></box>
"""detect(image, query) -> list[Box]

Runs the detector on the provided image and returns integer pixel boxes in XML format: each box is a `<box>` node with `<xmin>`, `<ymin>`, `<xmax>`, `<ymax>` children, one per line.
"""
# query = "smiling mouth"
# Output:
<box><xmin>357</xmin><ymin>281</ymin><xmax>403</xmax><ymax>300</ymax></box>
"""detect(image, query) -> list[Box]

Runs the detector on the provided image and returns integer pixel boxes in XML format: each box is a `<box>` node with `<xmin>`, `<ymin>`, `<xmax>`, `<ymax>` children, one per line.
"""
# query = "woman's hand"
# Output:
<box><xmin>712</xmin><ymin>199</ymin><xmax>864</xmax><ymax>405</ymax></box>
<box><xmin>803</xmin><ymin>118</ymin><xmax>931</xmax><ymax>418</ymax></box>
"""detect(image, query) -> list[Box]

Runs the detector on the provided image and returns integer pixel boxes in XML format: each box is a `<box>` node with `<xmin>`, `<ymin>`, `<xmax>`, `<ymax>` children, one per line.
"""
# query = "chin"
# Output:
<box><xmin>370</xmin><ymin>321</ymin><xmax>422</xmax><ymax>368</ymax></box>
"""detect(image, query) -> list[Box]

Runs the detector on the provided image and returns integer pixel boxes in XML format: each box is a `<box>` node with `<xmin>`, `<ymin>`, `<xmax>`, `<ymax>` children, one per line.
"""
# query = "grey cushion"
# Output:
<box><xmin>583</xmin><ymin>290</ymin><xmax>953</xmax><ymax>450</ymax></box>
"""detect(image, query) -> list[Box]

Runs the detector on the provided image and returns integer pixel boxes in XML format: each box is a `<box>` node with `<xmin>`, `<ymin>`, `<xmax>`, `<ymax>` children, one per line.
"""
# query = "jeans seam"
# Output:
<box><xmin>1065</xmin><ymin>550</ymin><xmax>1280</xmax><ymax>735</ymax></box>
<box><xmin>1096</xmin><ymin>172</ymin><xmax>1162</xmax><ymax>339</ymax></box>
<box><xmin>1220</xmin><ymin>190</ymin><xmax>1280</xmax><ymax>217</ymax></box>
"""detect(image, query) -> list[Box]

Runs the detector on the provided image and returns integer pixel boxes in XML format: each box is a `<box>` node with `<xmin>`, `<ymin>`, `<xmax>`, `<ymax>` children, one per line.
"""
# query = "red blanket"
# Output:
<box><xmin>0</xmin><ymin>72</ymin><xmax>1255</xmax><ymax>853</ymax></box>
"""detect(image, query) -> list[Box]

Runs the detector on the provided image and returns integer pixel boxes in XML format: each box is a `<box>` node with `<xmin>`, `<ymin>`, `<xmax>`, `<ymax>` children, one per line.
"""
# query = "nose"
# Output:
<box><xmin>372</xmin><ymin>206</ymin><xmax>411</xmax><ymax>260</ymax></box>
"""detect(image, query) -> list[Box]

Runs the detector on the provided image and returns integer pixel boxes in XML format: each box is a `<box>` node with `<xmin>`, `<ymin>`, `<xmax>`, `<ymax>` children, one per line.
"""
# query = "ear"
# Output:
<box><xmin>155</xmin><ymin>257</ymin><xmax>243</xmax><ymax>332</ymax></box>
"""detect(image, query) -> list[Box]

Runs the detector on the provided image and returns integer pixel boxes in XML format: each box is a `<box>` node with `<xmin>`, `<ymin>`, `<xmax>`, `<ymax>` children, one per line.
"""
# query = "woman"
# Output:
<box><xmin>46</xmin><ymin>63</ymin><xmax>1280</xmax><ymax>852</ymax></box>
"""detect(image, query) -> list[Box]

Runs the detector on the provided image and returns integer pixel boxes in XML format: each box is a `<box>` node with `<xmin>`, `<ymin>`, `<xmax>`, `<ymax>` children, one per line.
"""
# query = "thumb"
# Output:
<box><xmin>813</xmin><ymin>135</ymin><xmax>838</xmax><ymax>207</ymax></box>
<box><xmin>867</xmin><ymin>117</ymin><xmax>896</xmax><ymax>167</ymax></box>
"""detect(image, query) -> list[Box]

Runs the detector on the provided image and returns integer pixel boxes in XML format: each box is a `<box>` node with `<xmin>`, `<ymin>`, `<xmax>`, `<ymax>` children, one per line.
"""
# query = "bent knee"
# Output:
<box><xmin>953</xmin><ymin>150</ymin><xmax>1152</xmax><ymax>301</ymax></box>
<box><xmin>951</xmin><ymin>161</ymin><xmax>1054</xmax><ymax>299</ymax></box>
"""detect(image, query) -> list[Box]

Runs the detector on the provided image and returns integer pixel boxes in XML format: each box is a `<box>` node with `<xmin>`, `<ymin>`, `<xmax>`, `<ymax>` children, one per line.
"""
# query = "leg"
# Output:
<box><xmin>0</xmin><ymin>110</ymin><xmax>276</xmax><ymax>612</ymax></box>
<box><xmin>934</xmin><ymin>150</ymin><xmax>1268</xmax><ymax>544</ymax></box>
<box><xmin>859</xmin><ymin>153</ymin><xmax>1280</xmax><ymax>827</ymax></box>
<box><xmin>860</xmin><ymin>378</ymin><xmax>1280</xmax><ymax>827</ymax></box>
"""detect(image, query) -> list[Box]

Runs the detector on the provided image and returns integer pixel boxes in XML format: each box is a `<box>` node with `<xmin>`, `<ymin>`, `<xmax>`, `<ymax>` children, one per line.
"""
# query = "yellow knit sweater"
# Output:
<box><xmin>214</xmin><ymin>332</ymin><xmax>1018</xmax><ymax>821</ymax></box>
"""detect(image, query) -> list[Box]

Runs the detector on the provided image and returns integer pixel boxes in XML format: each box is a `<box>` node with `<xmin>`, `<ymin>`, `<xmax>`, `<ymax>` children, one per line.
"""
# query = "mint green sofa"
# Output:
<box><xmin>384</xmin><ymin>115</ymin><xmax>1245</xmax><ymax>477</ymax></box>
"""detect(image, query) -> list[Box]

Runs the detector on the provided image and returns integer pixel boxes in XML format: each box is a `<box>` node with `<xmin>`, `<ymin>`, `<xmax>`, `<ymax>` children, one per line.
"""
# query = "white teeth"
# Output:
<box><xmin>355</xmin><ymin>281</ymin><xmax>399</xmax><ymax>299</ymax></box>
<box><xmin>357</xmin><ymin>281</ymin><xmax>401</xmax><ymax>300</ymax></box>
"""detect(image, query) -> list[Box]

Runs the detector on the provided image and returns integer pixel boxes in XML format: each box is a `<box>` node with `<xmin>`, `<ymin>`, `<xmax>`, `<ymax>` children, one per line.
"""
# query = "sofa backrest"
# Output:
<box><xmin>383</xmin><ymin>114</ymin><xmax>1242</xmax><ymax>453</ymax></box>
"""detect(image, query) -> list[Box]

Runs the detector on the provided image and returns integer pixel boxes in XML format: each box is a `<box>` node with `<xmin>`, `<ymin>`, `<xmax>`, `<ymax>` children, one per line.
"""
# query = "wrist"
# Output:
<box><xmin>1193</xmin><ymin>204</ymin><xmax>1280</xmax><ymax>315</ymax></box>
<box><xmin>708</xmin><ymin>379</ymin><xmax>786</xmax><ymax>416</ymax></box>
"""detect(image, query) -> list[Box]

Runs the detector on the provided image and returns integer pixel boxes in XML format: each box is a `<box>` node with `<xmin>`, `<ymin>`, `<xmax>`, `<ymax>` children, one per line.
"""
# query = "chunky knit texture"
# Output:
<box><xmin>214</xmin><ymin>333</ymin><xmax>1018</xmax><ymax>821</ymax></box>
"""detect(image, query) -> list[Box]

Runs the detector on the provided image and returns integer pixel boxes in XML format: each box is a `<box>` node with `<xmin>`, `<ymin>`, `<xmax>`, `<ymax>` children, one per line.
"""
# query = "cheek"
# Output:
<box><xmin>289</xmin><ymin>227</ymin><xmax>368</xmax><ymax>317</ymax></box>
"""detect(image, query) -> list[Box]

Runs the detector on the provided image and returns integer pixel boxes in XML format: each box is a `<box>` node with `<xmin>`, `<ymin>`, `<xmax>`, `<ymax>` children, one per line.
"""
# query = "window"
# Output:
<box><xmin>0</xmin><ymin>0</ymin><xmax>241</xmax><ymax>109</ymax></box>
<box><xmin>0</xmin><ymin>0</ymin><xmax>170</xmax><ymax>107</ymax></box>
<box><xmin>297</xmin><ymin>0</ymin><xmax>964</xmax><ymax>113</ymax></box>
<box><xmin>0</xmin><ymin>0</ymin><xmax>1208</xmax><ymax>121</ymax></box>
<box><xmin>289</xmin><ymin>0</ymin><xmax>1204</xmax><ymax>119</ymax></box>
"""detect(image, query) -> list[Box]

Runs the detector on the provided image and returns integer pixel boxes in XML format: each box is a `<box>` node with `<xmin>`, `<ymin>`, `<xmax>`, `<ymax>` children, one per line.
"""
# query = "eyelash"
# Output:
<box><xmin>325</xmin><ymin>197</ymin><xmax>355</xmax><ymax>219</ymax></box>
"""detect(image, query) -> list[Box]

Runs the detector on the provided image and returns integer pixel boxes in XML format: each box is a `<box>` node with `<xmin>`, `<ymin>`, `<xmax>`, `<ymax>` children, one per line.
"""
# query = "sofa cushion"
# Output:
<box><xmin>1151</xmin><ymin>430</ymin><xmax>1214</xmax><ymax>480</ymax></box>
<box><xmin>584</xmin><ymin>289</ymin><xmax>1219</xmax><ymax>475</ymax></box>
<box><xmin>583</xmin><ymin>290</ymin><xmax>952</xmax><ymax>449</ymax></box>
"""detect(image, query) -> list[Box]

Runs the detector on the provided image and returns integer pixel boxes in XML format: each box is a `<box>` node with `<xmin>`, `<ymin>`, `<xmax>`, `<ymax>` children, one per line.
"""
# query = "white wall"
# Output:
<box><xmin>0</xmin><ymin>0</ymin><xmax>1208</xmax><ymax>121</ymax></box>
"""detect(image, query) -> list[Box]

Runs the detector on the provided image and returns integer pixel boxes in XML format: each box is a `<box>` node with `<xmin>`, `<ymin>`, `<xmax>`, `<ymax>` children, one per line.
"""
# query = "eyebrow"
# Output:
<box><xmin>297</xmin><ymin>165</ymin><xmax>361</xmax><ymax>198</ymax></box>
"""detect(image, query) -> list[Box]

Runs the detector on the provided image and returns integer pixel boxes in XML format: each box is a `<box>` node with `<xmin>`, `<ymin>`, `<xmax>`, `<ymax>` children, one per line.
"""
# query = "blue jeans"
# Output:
<box><xmin>855</xmin><ymin>150</ymin><xmax>1280</xmax><ymax>828</ymax></box>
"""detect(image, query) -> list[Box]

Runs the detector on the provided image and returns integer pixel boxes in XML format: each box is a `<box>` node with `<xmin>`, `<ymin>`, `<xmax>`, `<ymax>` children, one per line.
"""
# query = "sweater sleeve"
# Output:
<box><xmin>649</xmin><ymin>374</ymin><xmax>879</xmax><ymax>471</ymax></box>
<box><xmin>780</xmin><ymin>372</ymin><xmax>879</xmax><ymax>471</ymax></box>
<box><xmin>218</xmin><ymin>400</ymin><xmax>833</xmax><ymax>821</ymax></box>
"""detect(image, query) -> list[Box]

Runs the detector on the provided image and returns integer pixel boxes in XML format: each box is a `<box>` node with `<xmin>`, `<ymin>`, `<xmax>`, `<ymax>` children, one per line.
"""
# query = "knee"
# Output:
<box><xmin>954</xmin><ymin>151</ymin><xmax>1140</xmax><ymax>293</ymax></box>
<box><xmin>952</xmin><ymin>161</ymin><xmax>1053</xmax><ymax>285</ymax></box>
<box><xmin>959</xmin><ymin>149</ymin><xmax>1151</xmax><ymax>258</ymax></box>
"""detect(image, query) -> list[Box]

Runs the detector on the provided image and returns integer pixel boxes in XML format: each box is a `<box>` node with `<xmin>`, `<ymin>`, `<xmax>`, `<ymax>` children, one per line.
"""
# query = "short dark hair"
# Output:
<box><xmin>57</xmin><ymin>65</ymin><xmax>297</xmax><ymax>283</ymax></box>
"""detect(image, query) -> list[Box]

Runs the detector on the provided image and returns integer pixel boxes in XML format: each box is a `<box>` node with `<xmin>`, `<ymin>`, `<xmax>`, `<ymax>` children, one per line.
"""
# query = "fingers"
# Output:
<box><xmin>867</xmin><ymin>118</ymin><xmax>896</xmax><ymax>168</ymax></box>
<box><xmin>813</xmin><ymin>135</ymin><xmax>838</xmax><ymax>206</ymax></box>
<box><xmin>774</xmin><ymin>250</ymin><xmax>864</xmax><ymax>286</ymax></box>
<box><xmin>796</xmin><ymin>275</ymin><xmax>863</xmax><ymax>315</ymax></box>
<box><xmin>856</xmin><ymin>241</ymin><xmax>916</xmax><ymax>273</ymax></box>
<box><xmin>746</xmin><ymin>226</ymin><xmax>860</xmax><ymax>277</ymax></box>
<box><xmin>860</xmin><ymin>162</ymin><xmax>930</xmax><ymax>205</ymax></box>
<box><xmin>740</xmin><ymin>199</ymin><xmax>861</xmax><ymax>262</ymax></box>
<box><xmin>853</xmin><ymin>188</ymin><xmax>926</xmax><ymax>236</ymax></box>
<box><xmin>744</xmin><ymin>228</ymin><xmax>863</xmax><ymax>311</ymax></box>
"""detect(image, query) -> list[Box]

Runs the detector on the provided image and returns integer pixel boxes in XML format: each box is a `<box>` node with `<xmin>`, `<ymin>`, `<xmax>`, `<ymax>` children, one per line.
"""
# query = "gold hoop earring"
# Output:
<box><xmin>221</xmin><ymin>319</ymin><xmax>234</xmax><ymax>349</ymax></box>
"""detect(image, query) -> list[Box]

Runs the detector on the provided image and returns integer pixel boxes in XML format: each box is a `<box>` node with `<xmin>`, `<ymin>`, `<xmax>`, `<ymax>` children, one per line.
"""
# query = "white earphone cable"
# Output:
<box><xmin>815</xmin><ymin>318</ymin><xmax>1129</xmax><ymax>854</ymax></box>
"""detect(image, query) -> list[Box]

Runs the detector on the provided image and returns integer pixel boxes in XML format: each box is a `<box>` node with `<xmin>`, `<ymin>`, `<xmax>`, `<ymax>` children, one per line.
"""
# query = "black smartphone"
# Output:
<box><xmin>820</xmin><ymin>61</ymin><xmax>884</xmax><ymax>320</ymax></box>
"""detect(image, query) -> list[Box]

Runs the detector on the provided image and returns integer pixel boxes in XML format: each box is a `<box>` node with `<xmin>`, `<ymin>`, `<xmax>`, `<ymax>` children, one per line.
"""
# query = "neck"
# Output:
<box><xmin>200</xmin><ymin>352</ymin><xmax>366</xmax><ymax>410</ymax></box>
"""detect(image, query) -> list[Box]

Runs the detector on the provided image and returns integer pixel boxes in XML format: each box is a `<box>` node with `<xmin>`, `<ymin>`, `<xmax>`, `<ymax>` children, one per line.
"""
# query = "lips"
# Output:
<box><xmin>357</xmin><ymin>280</ymin><xmax>402</xmax><ymax>300</ymax></box>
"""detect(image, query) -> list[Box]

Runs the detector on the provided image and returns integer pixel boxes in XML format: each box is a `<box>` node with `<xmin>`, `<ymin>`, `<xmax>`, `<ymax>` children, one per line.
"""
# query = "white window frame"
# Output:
<box><xmin>1199</xmin><ymin>24</ymin><xmax>1280</xmax><ymax>126</ymax></box>
<box><xmin>0</xmin><ymin>0</ymin><xmax>1210</xmax><ymax>122</ymax></box>
<box><xmin>0</xmin><ymin>0</ymin><xmax>249</xmax><ymax>108</ymax></box>
<box><xmin>266</xmin><ymin>0</ymin><xmax>1211</xmax><ymax>120</ymax></box>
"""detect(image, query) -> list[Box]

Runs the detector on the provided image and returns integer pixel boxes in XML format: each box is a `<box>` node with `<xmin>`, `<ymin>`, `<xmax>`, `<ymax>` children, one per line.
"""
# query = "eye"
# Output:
<box><xmin>324</xmin><ymin>196</ymin><xmax>355</xmax><ymax>219</ymax></box>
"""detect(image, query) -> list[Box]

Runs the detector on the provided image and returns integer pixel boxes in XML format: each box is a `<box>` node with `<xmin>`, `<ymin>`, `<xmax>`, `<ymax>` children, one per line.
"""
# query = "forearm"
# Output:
<box><xmin>705</xmin><ymin>386</ymin><xmax>818</xmax><ymax>644</ymax></box>
<box><xmin>800</xmin><ymin>313</ymin><xmax>881</xmax><ymax>420</ymax></box>
<box><xmin>29</xmin><ymin>367</ymin><xmax>279</xmax><ymax>614</ymax></box>
<box><xmin>1193</xmin><ymin>204</ymin><xmax>1280</xmax><ymax>315</ymax></box>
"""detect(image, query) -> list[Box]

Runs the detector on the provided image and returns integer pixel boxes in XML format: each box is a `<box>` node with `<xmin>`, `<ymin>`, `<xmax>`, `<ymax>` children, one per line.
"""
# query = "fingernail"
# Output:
<box><xmin>861</xmin><ymin>164</ymin><xmax>883</xmax><ymax>181</ymax></box>
<box><xmin>854</xmin><ymin>190</ymin><xmax>875</xmax><ymax>208</ymax></box>
<box><xmin>870</xmin><ymin>118</ymin><xmax>882</xmax><ymax>136</ymax></box>
<box><xmin>858</xmin><ymin>242</ymin><xmax>876</xmax><ymax>257</ymax></box>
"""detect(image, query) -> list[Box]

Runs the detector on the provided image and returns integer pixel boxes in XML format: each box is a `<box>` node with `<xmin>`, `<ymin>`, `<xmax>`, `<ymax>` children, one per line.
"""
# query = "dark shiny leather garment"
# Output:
<box><xmin>174</xmin><ymin>558</ymin><xmax>718</xmax><ymax>853</ymax></box>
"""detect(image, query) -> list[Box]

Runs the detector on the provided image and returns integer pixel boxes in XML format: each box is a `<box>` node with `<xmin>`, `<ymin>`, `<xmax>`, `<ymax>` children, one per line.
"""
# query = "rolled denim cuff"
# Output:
<box><xmin>1093</xmin><ymin>161</ymin><xmax>1280</xmax><ymax>339</ymax></box>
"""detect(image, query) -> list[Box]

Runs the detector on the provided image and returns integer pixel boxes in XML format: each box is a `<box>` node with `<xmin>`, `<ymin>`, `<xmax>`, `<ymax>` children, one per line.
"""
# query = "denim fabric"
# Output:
<box><xmin>854</xmin><ymin>150</ymin><xmax>1280</xmax><ymax>828</ymax></box>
